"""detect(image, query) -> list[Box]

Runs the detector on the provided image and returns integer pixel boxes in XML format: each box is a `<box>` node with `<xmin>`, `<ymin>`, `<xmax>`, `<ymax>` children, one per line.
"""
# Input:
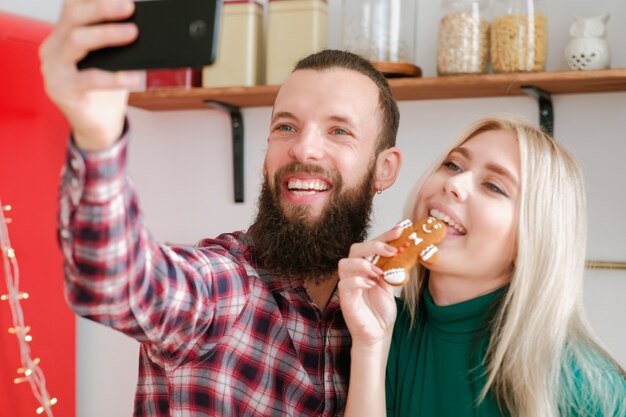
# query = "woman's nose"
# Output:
<box><xmin>443</xmin><ymin>171</ymin><xmax>472</xmax><ymax>201</ymax></box>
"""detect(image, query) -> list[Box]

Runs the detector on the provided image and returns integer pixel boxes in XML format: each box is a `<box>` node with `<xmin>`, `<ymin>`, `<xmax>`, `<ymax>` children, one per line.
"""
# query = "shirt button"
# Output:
<box><xmin>70</xmin><ymin>158</ymin><xmax>80</xmax><ymax>170</ymax></box>
<box><xmin>60</xmin><ymin>229</ymin><xmax>71</xmax><ymax>239</ymax></box>
<box><xmin>70</xmin><ymin>178</ymin><xmax>79</xmax><ymax>187</ymax></box>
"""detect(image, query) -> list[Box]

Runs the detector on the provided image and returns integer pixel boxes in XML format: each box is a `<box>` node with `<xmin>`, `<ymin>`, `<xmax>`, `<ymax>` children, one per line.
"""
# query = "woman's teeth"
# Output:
<box><xmin>429</xmin><ymin>209</ymin><xmax>467</xmax><ymax>234</ymax></box>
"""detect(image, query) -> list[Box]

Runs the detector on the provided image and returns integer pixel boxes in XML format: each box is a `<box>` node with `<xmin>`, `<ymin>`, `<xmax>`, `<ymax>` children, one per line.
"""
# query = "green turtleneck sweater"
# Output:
<box><xmin>385</xmin><ymin>287</ymin><xmax>626</xmax><ymax>417</ymax></box>
<box><xmin>385</xmin><ymin>287</ymin><xmax>506</xmax><ymax>417</ymax></box>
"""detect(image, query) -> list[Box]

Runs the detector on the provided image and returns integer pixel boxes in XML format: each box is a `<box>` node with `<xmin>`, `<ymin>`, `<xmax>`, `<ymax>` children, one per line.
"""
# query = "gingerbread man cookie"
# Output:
<box><xmin>370</xmin><ymin>217</ymin><xmax>447</xmax><ymax>286</ymax></box>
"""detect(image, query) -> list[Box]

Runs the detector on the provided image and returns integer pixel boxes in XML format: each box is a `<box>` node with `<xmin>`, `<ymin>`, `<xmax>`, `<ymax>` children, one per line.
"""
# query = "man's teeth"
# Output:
<box><xmin>288</xmin><ymin>179</ymin><xmax>330</xmax><ymax>195</ymax></box>
<box><xmin>429</xmin><ymin>209</ymin><xmax>467</xmax><ymax>234</ymax></box>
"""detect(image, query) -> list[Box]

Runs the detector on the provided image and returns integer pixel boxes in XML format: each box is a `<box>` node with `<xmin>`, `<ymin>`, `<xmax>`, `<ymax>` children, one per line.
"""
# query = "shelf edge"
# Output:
<box><xmin>128</xmin><ymin>68</ymin><xmax>626</xmax><ymax>111</ymax></box>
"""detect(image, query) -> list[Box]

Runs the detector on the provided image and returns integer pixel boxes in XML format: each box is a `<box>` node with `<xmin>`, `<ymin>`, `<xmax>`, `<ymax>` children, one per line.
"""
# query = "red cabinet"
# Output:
<box><xmin>0</xmin><ymin>12</ymin><xmax>75</xmax><ymax>417</ymax></box>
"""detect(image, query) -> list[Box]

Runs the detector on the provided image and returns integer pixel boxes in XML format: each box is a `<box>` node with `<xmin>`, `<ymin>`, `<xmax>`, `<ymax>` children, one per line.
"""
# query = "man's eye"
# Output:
<box><xmin>331</xmin><ymin>128</ymin><xmax>348</xmax><ymax>135</ymax></box>
<box><xmin>276</xmin><ymin>125</ymin><xmax>295</xmax><ymax>132</ymax></box>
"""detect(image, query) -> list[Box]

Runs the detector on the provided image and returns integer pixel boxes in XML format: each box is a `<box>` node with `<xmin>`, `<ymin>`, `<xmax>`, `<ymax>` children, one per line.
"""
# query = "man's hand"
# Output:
<box><xmin>39</xmin><ymin>0</ymin><xmax>142</xmax><ymax>151</ymax></box>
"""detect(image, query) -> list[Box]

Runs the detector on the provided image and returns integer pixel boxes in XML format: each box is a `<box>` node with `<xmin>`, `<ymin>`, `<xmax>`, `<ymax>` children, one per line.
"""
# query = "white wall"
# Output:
<box><xmin>3</xmin><ymin>1</ymin><xmax>625</xmax><ymax>416</ymax></box>
<box><xmin>0</xmin><ymin>0</ymin><xmax>60</xmax><ymax>22</ymax></box>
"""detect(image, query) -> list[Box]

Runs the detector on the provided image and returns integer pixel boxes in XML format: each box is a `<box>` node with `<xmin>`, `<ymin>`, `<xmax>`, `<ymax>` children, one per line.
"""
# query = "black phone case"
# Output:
<box><xmin>78</xmin><ymin>0</ymin><xmax>221</xmax><ymax>71</ymax></box>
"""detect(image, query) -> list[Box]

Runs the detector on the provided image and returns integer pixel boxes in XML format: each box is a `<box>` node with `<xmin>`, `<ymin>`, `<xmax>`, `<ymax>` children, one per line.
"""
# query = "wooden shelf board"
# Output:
<box><xmin>128</xmin><ymin>68</ymin><xmax>626</xmax><ymax>111</ymax></box>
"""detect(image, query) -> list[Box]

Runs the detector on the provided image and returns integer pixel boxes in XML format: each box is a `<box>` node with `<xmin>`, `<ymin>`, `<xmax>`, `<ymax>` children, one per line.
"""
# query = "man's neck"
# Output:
<box><xmin>306</xmin><ymin>276</ymin><xmax>339</xmax><ymax>312</ymax></box>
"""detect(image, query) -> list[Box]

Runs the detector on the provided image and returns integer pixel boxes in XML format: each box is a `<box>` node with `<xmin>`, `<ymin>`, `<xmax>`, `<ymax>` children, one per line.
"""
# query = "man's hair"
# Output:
<box><xmin>293</xmin><ymin>49</ymin><xmax>399</xmax><ymax>151</ymax></box>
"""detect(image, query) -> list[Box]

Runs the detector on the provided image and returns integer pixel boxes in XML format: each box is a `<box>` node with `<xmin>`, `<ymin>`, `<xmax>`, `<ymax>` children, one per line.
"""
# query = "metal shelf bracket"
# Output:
<box><xmin>204</xmin><ymin>100</ymin><xmax>244</xmax><ymax>203</ymax></box>
<box><xmin>521</xmin><ymin>85</ymin><xmax>554</xmax><ymax>137</ymax></box>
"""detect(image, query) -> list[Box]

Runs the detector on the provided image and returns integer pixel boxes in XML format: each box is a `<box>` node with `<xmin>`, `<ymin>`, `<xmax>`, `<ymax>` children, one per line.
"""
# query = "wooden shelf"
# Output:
<box><xmin>127</xmin><ymin>68</ymin><xmax>626</xmax><ymax>204</ymax></box>
<box><xmin>129</xmin><ymin>68</ymin><xmax>626</xmax><ymax>111</ymax></box>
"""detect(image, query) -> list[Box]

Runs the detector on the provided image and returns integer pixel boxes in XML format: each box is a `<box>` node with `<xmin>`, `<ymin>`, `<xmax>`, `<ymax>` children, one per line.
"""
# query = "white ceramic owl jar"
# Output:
<box><xmin>564</xmin><ymin>14</ymin><xmax>611</xmax><ymax>70</ymax></box>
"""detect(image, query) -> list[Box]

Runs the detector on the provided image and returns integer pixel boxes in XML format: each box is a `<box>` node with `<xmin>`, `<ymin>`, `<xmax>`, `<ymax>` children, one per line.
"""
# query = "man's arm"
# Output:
<box><xmin>45</xmin><ymin>0</ymin><xmax>250</xmax><ymax>365</ymax></box>
<box><xmin>39</xmin><ymin>0</ymin><xmax>142</xmax><ymax>151</ymax></box>
<box><xmin>58</xmin><ymin>128</ymin><xmax>251</xmax><ymax>365</ymax></box>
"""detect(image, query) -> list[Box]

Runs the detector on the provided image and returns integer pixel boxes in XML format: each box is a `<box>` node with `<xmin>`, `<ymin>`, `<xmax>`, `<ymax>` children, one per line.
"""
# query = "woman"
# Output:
<box><xmin>338</xmin><ymin>116</ymin><xmax>626</xmax><ymax>417</ymax></box>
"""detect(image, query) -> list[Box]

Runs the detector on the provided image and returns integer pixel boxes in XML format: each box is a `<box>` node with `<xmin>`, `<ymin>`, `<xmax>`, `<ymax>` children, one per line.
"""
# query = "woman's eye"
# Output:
<box><xmin>485</xmin><ymin>182</ymin><xmax>508</xmax><ymax>196</ymax></box>
<box><xmin>443</xmin><ymin>161</ymin><xmax>462</xmax><ymax>172</ymax></box>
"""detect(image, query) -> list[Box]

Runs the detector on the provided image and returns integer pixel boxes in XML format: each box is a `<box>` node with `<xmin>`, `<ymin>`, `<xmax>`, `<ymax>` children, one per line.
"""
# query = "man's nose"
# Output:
<box><xmin>289</xmin><ymin>127</ymin><xmax>325</xmax><ymax>163</ymax></box>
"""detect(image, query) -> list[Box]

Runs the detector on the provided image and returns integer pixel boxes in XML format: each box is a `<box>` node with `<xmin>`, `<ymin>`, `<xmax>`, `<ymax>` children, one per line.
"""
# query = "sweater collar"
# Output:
<box><xmin>424</xmin><ymin>285</ymin><xmax>507</xmax><ymax>341</ymax></box>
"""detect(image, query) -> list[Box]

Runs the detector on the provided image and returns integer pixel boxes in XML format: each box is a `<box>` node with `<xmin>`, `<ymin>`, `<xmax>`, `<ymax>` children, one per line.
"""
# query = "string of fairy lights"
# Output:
<box><xmin>0</xmin><ymin>201</ymin><xmax>57</xmax><ymax>416</ymax></box>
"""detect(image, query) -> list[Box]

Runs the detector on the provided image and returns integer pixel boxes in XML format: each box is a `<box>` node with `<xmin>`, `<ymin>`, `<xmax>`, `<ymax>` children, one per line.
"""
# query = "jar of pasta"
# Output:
<box><xmin>490</xmin><ymin>0</ymin><xmax>547</xmax><ymax>73</ymax></box>
<box><xmin>437</xmin><ymin>0</ymin><xmax>490</xmax><ymax>75</ymax></box>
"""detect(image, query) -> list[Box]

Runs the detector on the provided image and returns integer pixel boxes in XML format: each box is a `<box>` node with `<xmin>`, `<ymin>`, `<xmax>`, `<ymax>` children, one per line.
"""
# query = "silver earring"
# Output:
<box><xmin>377</xmin><ymin>188</ymin><xmax>383</xmax><ymax>195</ymax></box>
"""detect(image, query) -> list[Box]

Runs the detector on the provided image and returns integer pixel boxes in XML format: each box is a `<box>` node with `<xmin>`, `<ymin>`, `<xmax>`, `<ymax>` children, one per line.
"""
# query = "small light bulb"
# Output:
<box><xmin>8</xmin><ymin>325</ymin><xmax>31</xmax><ymax>334</ymax></box>
<box><xmin>2</xmin><ymin>205</ymin><xmax>11</xmax><ymax>211</ymax></box>
<box><xmin>7</xmin><ymin>248</ymin><xmax>15</xmax><ymax>258</ymax></box>
<box><xmin>14</xmin><ymin>376</ymin><xmax>28</xmax><ymax>384</ymax></box>
<box><xmin>25</xmin><ymin>335</ymin><xmax>33</xmax><ymax>342</ymax></box>
<box><xmin>2</xmin><ymin>291</ymin><xmax>30</xmax><ymax>301</ymax></box>
<box><xmin>36</xmin><ymin>398</ymin><xmax>58</xmax><ymax>414</ymax></box>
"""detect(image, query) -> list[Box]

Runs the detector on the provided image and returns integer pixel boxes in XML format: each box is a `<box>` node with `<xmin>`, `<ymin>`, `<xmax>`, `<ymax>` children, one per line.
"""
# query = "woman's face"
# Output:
<box><xmin>414</xmin><ymin>129</ymin><xmax>521</xmax><ymax>284</ymax></box>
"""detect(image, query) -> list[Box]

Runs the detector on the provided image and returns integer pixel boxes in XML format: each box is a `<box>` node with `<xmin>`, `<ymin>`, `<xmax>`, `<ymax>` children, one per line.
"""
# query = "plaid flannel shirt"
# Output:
<box><xmin>58</xmin><ymin>133</ymin><xmax>351</xmax><ymax>416</ymax></box>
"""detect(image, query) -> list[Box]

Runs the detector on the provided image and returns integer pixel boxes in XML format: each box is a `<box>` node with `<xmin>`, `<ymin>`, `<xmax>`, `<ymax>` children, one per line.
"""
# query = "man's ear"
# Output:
<box><xmin>374</xmin><ymin>146</ymin><xmax>402</xmax><ymax>192</ymax></box>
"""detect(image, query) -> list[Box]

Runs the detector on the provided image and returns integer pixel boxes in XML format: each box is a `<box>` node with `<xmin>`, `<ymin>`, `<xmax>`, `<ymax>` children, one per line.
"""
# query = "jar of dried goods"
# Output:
<box><xmin>342</xmin><ymin>0</ymin><xmax>420</xmax><ymax>77</ymax></box>
<box><xmin>437</xmin><ymin>0</ymin><xmax>490</xmax><ymax>75</ymax></box>
<box><xmin>490</xmin><ymin>0</ymin><xmax>547</xmax><ymax>73</ymax></box>
<box><xmin>266</xmin><ymin>0</ymin><xmax>328</xmax><ymax>85</ymax></box>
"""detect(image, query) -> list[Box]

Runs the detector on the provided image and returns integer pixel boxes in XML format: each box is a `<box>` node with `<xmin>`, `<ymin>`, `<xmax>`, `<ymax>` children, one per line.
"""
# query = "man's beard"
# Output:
<box><xmin>250</xmin><ymin>162</ymin><xmax>376</xmax><ymax>285</ymax></box>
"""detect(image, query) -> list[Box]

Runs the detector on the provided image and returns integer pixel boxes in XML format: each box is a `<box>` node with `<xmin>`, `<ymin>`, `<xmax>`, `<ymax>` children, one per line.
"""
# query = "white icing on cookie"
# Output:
<box><xmin>383</xmin><ymin>268</ymin><xmax>407</xmax><ymax>285</ymax></box>
<box><xmin>396</xmin><ymin>219</ymin><xmax>413</xmax><ymax>230</ymax></box>
<box><xmin>407</xmin><ymin>232</ymin><xmax>423</xmax><ymax>246</ymax></box>
<box><xmin>420</xmin><ymin>244</ymin><xmax>438</xmax><ymax>262</ymax></box>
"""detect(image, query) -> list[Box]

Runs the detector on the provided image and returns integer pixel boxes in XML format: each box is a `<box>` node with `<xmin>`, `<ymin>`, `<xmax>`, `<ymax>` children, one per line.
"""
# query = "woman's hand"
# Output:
<box><xmin>339</xmin><ymin>226</ymin><xmax>404</xmax><ymax>417</ymax></box>
<box><xmin>338</xmin><ymin>226</ymin><xmax>404</xmax><ymax>348</ymax></box>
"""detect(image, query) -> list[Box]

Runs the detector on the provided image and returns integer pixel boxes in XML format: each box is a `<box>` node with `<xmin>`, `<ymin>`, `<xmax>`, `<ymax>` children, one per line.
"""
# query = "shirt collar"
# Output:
<box><xmin>257</xmin><ymin>267</ymin><xmax>306</xmax><ymax>293</ymax></box>
<box><xmin>244</xmin><ymin>231</ymin><xmax>341</xmax><ymax>311</ymax></box>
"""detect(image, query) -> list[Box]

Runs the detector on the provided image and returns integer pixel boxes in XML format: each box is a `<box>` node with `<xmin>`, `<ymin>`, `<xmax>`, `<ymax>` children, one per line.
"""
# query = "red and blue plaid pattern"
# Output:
<box><xmin>58</xmin><ymin>134</ymin><xmax>351</xmax><ymax>416</ymax></box>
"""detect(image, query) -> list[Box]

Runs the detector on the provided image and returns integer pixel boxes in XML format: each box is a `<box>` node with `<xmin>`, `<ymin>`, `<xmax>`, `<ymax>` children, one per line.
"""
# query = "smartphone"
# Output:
<box><xmin>77</xmin><ymin>0</ymin><xmax>221</xmax><ymax>71</ymax></box>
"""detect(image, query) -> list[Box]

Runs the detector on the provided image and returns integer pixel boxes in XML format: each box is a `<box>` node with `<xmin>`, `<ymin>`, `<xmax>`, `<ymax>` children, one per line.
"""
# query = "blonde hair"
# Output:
<box><xmin>401</xmin><ymin>116</ymin><xmax>626</xmax><ymax>417</ymax></box>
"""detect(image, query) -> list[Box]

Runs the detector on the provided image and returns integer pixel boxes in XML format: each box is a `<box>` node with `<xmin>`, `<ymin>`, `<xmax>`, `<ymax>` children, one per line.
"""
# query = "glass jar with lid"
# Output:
<box><xmin>490</xmin><ymin>0</ymin><xmax>547</xmax><ymax>73</ymax></box>
<box><xmin>437</xmin><ymin>0</ymin><xmax>490</xmax><ymax>75</ymax></box>
<box><xmin>341</xmin><ymin>0</ymin><xmax>419</xmax><ymax>77</ymax></box>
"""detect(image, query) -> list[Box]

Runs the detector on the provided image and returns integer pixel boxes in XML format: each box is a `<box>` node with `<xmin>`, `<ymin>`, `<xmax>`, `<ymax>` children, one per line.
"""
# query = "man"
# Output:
<box><xmin>40</xmin><ymin>1</ymin><xmax>402</xmax><ymax>415</ymax></box>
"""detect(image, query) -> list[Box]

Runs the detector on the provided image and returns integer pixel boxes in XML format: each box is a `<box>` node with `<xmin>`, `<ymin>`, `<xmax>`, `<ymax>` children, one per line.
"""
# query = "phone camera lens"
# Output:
<box><xmin>189</xmin><ymin>20</ymin><xmax>207</xmax><ymax>40</ymax></box>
